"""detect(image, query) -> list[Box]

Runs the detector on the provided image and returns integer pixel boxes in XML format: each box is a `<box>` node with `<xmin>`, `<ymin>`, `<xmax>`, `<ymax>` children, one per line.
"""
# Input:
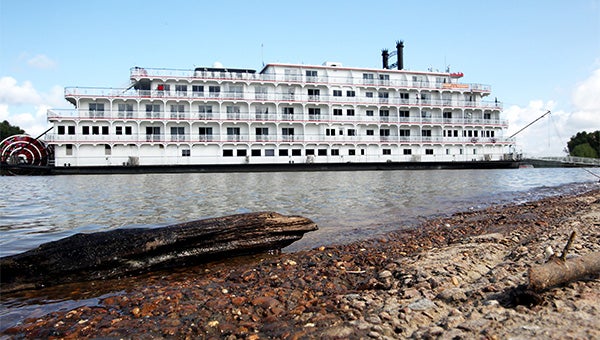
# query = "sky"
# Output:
<box><xmin>1</xmin><ymin>0</ymin><xmax>599</xmax><ymax>156</ymax></box>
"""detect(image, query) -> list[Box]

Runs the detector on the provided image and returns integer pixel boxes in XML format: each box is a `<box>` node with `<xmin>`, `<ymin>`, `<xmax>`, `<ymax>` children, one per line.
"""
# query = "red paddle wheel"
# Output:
<box><xmin>0</xmin><ymin>134</ymin><xmax>53</xmax><ymax>175</ymax></box>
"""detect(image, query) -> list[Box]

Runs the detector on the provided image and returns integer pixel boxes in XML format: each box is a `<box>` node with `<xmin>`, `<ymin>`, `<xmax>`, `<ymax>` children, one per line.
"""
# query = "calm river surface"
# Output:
<box><xmin>1</xmin><ymin>168</ymin><xmax>599</xmax><ymax>257</ymax></box>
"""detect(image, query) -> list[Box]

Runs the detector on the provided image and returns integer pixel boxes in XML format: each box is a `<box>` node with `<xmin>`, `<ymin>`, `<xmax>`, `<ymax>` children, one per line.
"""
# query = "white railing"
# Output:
<box><xmin>64</xmin><ymin>88</ymin><xmax>502</xmax><ymax>110</ymax></box>
<box><xmin>533</xmin><ymin>156</ymin><xmax>600</xmax><ymax>166</ymax></box>
<box><xmin>47</xmin><ymin>109</ymin><xmax>508</xmax><ymax>126</ymax></box>
<box><xmin>45</xmin><ymin>132</ymin><xmax>514</xmax><ymax>145</ymax></box>
<box><xmin>129</xmin><ymin>67</ymin><xmax>491</xmax><ymax>92</ymax></box>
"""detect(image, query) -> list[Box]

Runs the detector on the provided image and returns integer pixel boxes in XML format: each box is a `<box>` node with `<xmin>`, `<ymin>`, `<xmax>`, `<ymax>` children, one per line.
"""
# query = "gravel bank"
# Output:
<box><xmin>3</xmin><ymin>187</ymin><xmax>600</xmax><ymax>339</ymax></box>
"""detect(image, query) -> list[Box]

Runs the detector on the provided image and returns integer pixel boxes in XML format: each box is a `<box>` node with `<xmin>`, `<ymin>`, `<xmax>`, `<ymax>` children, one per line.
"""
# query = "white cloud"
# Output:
<box><xmin>0</xmin><ymin>77</ymin><xmax>42</xmax><ymax>105</ymax></box>
<box><xmin>506</xmin><ymin>67</ymin><xmax>600</xmax><ymax>157</ymax></box>
<box><xmin>27</xmin><ymin>54</ymin><xmax>57</xmax><ymax>70</ymax></box>
<box><xmin>570</xmin><ymin>67</ymin><xmax>600</xmax><ymax>129</ymax></box>
<box><xmin>505</xmin><ymin>101</ymin><xmax>563</xmax><ymax>156</ymax></box>
<box><xmin>0</xmin><ymin>77</ymin><xmax>61</xmax><ymax>137</ymax></box>
<box><xmin>0</xmin><ymin>105</ymin><xmax>52</xmax><ymax>138</ymax></box>
<box><xmin>0</xmin><ymin>104</ymin><xmax>9</xmax><ymax>120</ymax></box>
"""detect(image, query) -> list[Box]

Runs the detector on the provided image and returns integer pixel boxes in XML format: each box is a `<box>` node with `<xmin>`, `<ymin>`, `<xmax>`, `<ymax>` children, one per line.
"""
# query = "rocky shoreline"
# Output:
<box><xmin>3</xmin><ymin>188</ymin><xmax>600</xmax><ymax>339</ymax></box>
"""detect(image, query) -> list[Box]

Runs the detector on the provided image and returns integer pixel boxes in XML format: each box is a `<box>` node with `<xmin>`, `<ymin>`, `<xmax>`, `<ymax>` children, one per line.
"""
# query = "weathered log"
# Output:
<box><xmin>528</xmin><ymin>252</ymin><xmax>600</xmax><ymax>292</ymax></box>
<box><xmin>0</xmin><ymin>212</ymin><xmax>317</xmax><ymax>292</ymax></box>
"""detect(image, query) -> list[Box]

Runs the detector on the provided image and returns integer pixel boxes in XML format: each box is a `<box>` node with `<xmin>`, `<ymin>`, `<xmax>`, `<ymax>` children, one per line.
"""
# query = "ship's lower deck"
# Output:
<box><xmin>1</xmin><ymin>160</ymin><xmax>519</xmax><ymax>176</ymax></box>
<box><xmin>50</xmin><ymin>143</ymin><xmax>510</xmax><ymax>167</ymax></box>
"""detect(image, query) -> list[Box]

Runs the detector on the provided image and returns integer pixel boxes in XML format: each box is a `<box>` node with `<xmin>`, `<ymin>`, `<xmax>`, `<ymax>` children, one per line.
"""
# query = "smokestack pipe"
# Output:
<box><xmin>382</xmin><ymin>49</ymin><xmax>389</xmax><ymax>69</ymax></box>
<box><xmin>396</xmin><ymin>40</ymin><xmax>404</xmax><ymax>70</ymax></box>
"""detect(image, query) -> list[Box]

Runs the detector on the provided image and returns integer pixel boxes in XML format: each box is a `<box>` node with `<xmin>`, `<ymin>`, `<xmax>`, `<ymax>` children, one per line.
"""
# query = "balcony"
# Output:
<box><xmin>226</xmin><ymin>135</ymin><xmax>247</xmax><ymax>142</ymax></box>
<box><xmin>145</xmin><ymin>135</ymin><xmax>163</xmax><ymax>142</ymax></box>
<box><xmin>43</xmin><ymin>131</ymin><xmax>514</xmax><ymax>147</ymax></box>
<box><xmin>170</xmin><ymin>135</ymin><xmax>187</xmax><ymax>142</ymax></box>
<box><xmin>117</xmin><ymin>111</ymin><xmax>135</xmax><ymax>119</ymax></box>
<box><xmin>254</xmin><ymin>93</ymin><xmax>269</xmax><ymax>100</ymax></box>
<box><xmin>47</xmin><ymin>108</ymin><xmax>508</xmax><ymax>128</ymax></box>
<box><xmin>198</xmin><ymin>113</ymin><xmax>215</xmax><ymax>120</ymax></box>
<box><xmin>146</xmin><ymin>112</ymin><xmax>161</xmax><ymax>119</ymax></box>
<box><xmin>255</xmin><ymin>113</ymin><xmax>274</xmax><ymax>121</ymax></box>
<box><xmin>313</xmin><ymin>75</ymin><xmax>329</xmax><ymax>83</ymax></box>
<box><xmin>169</xmin><ymin>113</ymin><xmax>188</xmax><ymax>119</ymax></box>
<box><xmin>63</xmin><ymin>87</ymin><xmax>502</xmax><ymax>111</ymax></box>
<box><xmin>226</xmin><ymin>112</ymin><xmax>242</xmax><ymax>120</ymax></box>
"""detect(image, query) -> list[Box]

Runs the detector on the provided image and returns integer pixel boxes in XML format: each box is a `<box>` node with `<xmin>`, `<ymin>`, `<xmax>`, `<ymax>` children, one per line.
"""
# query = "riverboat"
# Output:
<box><xmin>2</xmin><ymin>42</ymin><xmax>519</xmax><ymax>175</ymax></box>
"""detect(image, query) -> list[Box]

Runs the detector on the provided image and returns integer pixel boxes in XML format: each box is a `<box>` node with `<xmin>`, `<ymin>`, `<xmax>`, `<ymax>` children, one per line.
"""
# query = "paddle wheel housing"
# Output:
<box><xmin>0</xmin><ymin>135</ymin><xmax>53</xmax><ymax>175</ymax></box>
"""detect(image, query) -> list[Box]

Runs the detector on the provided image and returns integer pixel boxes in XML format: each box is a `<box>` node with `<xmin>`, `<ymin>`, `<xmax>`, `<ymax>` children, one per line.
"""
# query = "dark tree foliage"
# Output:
<box><xmin>567</xmin><ymin>131</ymin><xmax>599</xmax><ymax>158</ymax></box>
<box><xmin>0</xmin><ymin>120</ymin><xmax>25</xmax><ymax>141</ymax></box>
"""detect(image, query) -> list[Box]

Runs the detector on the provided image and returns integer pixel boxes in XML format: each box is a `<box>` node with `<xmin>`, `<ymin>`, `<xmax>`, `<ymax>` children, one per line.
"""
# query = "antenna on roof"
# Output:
<box><xmin>261</xmin><ymin>43</ymin><xmax>264</xmax><ymax>67</ymax></box>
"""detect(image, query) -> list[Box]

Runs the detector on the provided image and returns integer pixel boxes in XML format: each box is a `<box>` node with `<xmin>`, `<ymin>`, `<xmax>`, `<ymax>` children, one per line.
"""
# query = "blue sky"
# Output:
<box><xmin>1</xmin><ymin>0</ymin><xmax>599</xmax><ymax>155</ymax></box>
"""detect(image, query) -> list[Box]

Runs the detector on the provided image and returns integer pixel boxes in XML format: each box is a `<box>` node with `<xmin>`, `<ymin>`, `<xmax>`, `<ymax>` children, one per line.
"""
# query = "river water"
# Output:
<box><xmin>1</xmin><ymin>168</ymin><xmax>599</xmax><ymax>257</ymax></box>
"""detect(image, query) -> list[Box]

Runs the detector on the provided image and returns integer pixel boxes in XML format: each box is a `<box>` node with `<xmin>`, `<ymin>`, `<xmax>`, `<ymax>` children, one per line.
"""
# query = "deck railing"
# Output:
<box><xmin>63</xmin><ymin>88</ymin><xmax>502</xmax><ymax>110</ymax></box>
<box><xmin>532</xmin><ymin>156</ymin><xmax>600</xmax><ymax>166</ymax></box>
<box><xmin>129</xmin><ymin>67</ymin><xmax>491</xmax><ymax>92</ymax></box>
<box><xmin>44</xmin><ymin>132</ymin><xmax>514</xmax><ymax>146</ymax></box>
<box><xmin>48</xmin><ymin>109</ymin><xmax>508</xmax><ymax>126</ymax></box>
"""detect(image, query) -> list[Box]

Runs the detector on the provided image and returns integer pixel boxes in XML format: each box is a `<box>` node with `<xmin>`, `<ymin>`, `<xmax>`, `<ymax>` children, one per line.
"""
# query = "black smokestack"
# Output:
<box><xmin>382</xmin><ymin>49</ymin><xmax>389</xmax><ymax>69</ymax></box>
<box><xmin>396</xmin><ymin>40</ymin><xmax>404</xmax><ymax>70</ymax></box>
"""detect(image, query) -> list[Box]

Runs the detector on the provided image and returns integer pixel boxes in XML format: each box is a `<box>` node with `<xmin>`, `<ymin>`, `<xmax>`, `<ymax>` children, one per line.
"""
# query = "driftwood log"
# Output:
<box><xmin>0</xmin><ymin>212</ymin><xmax>317</xmax><ymax>293</ymax></box>
<box><xmin>528</xmin><ymin>252</ymin><xmax>600</xmax><ymax>292</ymax></box>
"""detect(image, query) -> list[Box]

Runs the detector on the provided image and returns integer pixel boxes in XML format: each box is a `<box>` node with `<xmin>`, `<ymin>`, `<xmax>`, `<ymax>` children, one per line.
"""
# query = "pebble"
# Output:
<box><xmin>365</xmin><ymin>315</ymin><xmax>382</xmax><ymax>324</ymax></box>
<box><xmin>437</xmin><ymin>288</ymin><xmax>467</xmax><ymax>302</ymax></box>
<box><xmin>321</xmin><ymin>326</ymin><xmax>354</xmax><ymax>338</ymax></box>
<box><xmin>284</xmin><ymin>259</ymin><xmax>297</xmax><ymax>266</ymax></box>
<box><xmin>408</xmin><ymin>298</ymin><xmax>436</xmax><ymax>311</ymax></box>
<box><xmin>378</xmin><ymin>270</ymin><xmax>393</xmax><ymax>279</ymax></box>
<box><xmin>484</xmin><ymin>299</ymin><xmax>500</xmax><ymax>306</ymax></box>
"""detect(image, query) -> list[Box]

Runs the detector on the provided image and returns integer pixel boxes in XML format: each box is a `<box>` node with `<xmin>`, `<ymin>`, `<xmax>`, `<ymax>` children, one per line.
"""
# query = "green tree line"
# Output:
<box><xmin>567</xmin><ymin>130</ymin><xmax>599</xmax><ymax>158</ymax></box>
<box><xmin>1</xmin><ymin>120</ymin><xmax>25</xmax><ymax>141</ymax></box>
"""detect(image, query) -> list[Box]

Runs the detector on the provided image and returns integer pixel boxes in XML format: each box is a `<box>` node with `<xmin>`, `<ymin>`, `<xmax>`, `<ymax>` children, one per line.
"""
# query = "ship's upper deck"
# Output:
<box><xmin>128</xmin><ymin>63</ymin><xmax>491</xmax><ymax>93</ymax></box>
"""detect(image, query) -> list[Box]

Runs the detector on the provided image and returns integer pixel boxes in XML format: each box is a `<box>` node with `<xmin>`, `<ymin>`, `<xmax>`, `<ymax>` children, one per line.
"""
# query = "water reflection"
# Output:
<box><xmin>0</xmin><ymin>168</ymin><xmax>598</xmax><ymax>256</ymax></box>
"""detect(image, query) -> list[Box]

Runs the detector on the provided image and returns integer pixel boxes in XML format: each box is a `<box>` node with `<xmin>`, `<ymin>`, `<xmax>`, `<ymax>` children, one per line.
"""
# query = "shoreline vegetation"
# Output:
<box><xmin>3</xmin><ymin>187</ymin><xmax>600</xmax><ymax>339</ymax></box>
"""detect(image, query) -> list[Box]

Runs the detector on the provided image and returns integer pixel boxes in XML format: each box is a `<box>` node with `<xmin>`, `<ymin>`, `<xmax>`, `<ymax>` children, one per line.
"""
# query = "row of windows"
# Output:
<box><xmin>92</xmin><ymin>83</ymin><xmax>480</xmax><ymax>105</ymax></box>
<box><xmin>444</xmin><ymin>129</ymin><xmax>495</xmax><ymax>138</ymax></box>
<box><xmin>64</xmin><ymin>143</ymin><xmax>478</xmax><ymax>158</ymax></box>
<box><xmin>87</xmin><ymin>103</ymin><xmax>495</xmax><ymax>120</ymax></box>
<box><xmin>260</xmin><ymin>69</ymin><xmax>439</xmax><ymax>85</ymax></box>
<box><xmin>222</xmin><ymin>148</ymin><xmax>371</xmax><ymax>157</ymax></box>
<box><xmin>65</xmin><ymin>142</ymin><xmax>485</xmax><ymax>159</ymax></box>
<box><xmin>148</xmin><ymin>83</ymin><xmax>424</xmax><ymax>98</ymax></box>
<box><xmin>218</xmin><ymin>147</ymin><xmax>455</xmax><ymax>157</ymax></box>
<box><xmin>58</xmin><ymin>125</ymin><xmax>496</xmax><ymax>139</ymax></box>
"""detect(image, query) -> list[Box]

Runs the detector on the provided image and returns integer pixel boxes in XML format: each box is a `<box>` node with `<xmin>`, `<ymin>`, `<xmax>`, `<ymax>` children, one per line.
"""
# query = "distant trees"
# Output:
<box><xmin>0</xmin><ymin>120</ymin><xmax>25</xmax><ymax>141</ymax></box>
<box><xmin>567</xmin><ymin>131</ymin><xmax>599</xmax><ymax>158</ymax></box>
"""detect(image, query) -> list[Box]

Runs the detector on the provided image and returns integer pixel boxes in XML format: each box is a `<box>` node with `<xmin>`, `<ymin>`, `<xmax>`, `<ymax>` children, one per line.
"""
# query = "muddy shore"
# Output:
<box><xmin>2</xmin><ymin>187</ymin><xmax>600</xmax><ymax>339</ymax></box>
